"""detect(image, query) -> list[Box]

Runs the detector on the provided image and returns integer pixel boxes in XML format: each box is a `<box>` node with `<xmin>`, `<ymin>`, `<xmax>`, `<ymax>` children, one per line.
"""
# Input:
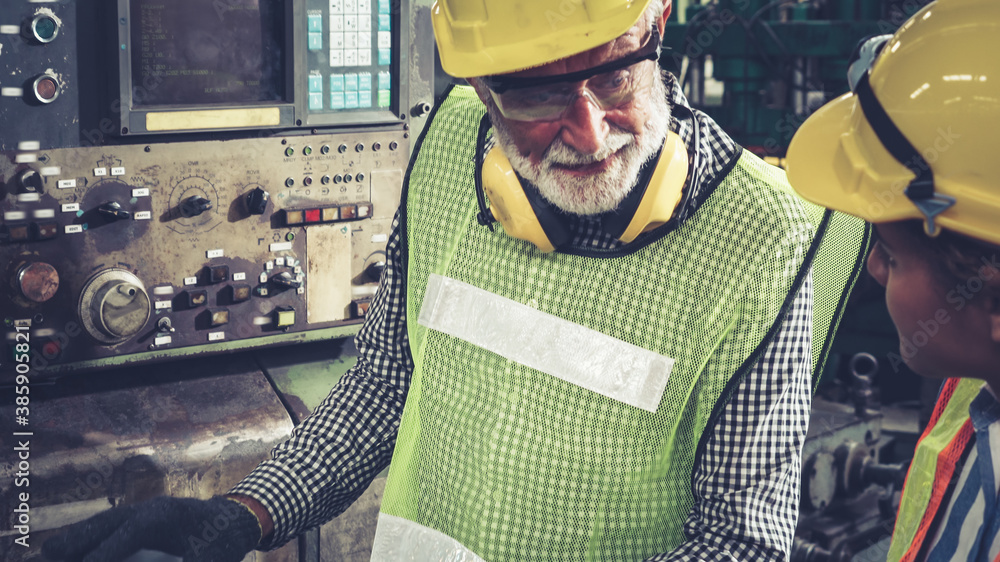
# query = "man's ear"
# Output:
<box><xmin>466</xmin><ymin>78</ymin><xmax>491</xmax><ymax>106</ymax></box>
<box><xmin>658</xmin><ymin>0</ymin><xmax>672</xmax><ymax>37</ymax></box>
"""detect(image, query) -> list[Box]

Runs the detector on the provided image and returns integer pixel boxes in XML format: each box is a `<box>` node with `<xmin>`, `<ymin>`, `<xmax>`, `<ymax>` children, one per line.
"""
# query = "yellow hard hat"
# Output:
<box><xmin>432</xmin><ymin>0</ymin><xmax>653</xmax><ymax>78</ymax></box>
<box><xmin>785</xmin><ymin>0</ymin><xmax>1000</xmax><ymax>246</ymax></box>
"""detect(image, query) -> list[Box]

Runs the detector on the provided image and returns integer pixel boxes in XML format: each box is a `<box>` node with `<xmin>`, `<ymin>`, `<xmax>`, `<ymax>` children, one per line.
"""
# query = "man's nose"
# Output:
<box><xmin>558</xmin><ymin>93</ymin><xmax>609</xmax><ymax>155</ymax></box>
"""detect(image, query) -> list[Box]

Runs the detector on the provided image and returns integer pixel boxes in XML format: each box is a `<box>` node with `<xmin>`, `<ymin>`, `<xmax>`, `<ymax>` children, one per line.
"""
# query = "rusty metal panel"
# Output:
<box><xmin>0</xmin><ymin>352</ymin><xmax>299</xmax><ymax>561</ymax></box>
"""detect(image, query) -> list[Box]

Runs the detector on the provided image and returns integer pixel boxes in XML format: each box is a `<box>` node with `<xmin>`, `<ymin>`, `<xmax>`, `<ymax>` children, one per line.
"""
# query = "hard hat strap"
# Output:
<box><xmin>855</xmin><ymin>71</ymin><xmax>955</xmax><ymax>236</ymax></box>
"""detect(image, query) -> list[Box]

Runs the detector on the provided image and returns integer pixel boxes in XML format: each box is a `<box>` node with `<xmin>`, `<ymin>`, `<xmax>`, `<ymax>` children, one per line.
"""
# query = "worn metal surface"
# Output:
<box><xmin>0</xmin><ymin>352</ymin><xmax>299</xmax><ymax>561</ymax></box>
<box><xmin>318</xmin><ymin>476</ymin><xmax>386</xmax><ymax>562</ymax></box>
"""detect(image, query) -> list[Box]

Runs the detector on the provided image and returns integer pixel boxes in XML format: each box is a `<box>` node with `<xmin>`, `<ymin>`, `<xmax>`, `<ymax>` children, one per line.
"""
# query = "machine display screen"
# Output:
<box><xmin>129</xmin><ymin>0</ymin><xmax>285</xmax><ymax>107</ymax></box>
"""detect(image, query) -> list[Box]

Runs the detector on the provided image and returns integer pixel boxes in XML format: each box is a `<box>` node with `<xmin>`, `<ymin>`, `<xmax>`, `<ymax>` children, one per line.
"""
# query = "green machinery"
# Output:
<box><xmin>662</xmin><ymin>0</ymin><xmax>932</xmax><ymax>156</ymax></box>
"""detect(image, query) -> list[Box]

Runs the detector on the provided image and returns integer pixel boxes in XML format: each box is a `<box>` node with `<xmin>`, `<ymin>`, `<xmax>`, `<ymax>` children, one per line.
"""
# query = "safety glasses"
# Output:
<box><xmin>482</xmin><ymin>27</ymin><xmax>661</xmax><ymax>122</ymax></box>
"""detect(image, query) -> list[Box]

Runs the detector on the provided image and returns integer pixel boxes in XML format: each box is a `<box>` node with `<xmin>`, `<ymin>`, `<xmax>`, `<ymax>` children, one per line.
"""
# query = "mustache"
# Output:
<box><xmin>542</xmin><ymin>129</ymin><xmax>635</xmax><ymax>168</ymax></box>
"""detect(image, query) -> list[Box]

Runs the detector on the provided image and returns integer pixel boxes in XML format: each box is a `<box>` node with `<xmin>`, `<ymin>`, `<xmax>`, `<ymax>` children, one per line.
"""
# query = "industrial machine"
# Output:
<box><xmin>662</xmin><ymin>0</ymin><xmax>933</xmax><ymax>155</ymax></box>
<box><xmin>0</xmin><ymin>0</ymin><xmax>436</xmax><ymax>559</ymax></box>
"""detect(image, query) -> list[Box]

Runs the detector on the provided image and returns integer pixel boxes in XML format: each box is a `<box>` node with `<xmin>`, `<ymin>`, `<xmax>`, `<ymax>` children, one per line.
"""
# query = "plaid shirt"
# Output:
<box><xmin>231</xmin><ymin>80</ymin><xmax>812</xmax><ymax>562</ymax></box>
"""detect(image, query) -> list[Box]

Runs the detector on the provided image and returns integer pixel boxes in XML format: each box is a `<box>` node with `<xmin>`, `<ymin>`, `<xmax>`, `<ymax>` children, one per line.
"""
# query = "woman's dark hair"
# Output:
<box><xmin>898</xmin><ymin>220</ymin><xmax>1000</xmax><ymax>303</ymax></box>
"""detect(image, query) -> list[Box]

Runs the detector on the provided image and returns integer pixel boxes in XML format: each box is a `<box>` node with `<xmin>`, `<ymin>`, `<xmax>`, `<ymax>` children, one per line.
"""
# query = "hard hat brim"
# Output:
<box><xmin>786</xmin><ymin>92</ymin><xmax>918</xmax><ymax>225</ymax></box>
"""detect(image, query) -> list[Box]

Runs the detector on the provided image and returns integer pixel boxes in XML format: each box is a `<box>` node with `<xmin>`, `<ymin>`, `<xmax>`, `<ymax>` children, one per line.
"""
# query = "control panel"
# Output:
<box><xmin>0</xmin><ymin>131</ymin><xmax>407</xmax><ymax>376</ymax></box>
<box><xmin>0</xmin><ymin>0</ymin><xmax>435</xmax><ymax>377</ymax></box>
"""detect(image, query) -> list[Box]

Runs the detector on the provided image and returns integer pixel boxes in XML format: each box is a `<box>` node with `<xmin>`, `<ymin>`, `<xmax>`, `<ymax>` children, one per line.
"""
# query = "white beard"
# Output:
<box><xmin>488</xmin><ymin>73</ymin><xmax>671</xmax><ymax>216</ymax></box>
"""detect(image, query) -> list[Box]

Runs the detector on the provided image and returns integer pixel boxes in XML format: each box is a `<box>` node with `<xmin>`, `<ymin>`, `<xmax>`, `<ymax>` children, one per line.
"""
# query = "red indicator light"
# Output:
<box><xmin>305</xmin><ymin>209</ymin><xmax>321</xmax><ymax>223</ymax></box>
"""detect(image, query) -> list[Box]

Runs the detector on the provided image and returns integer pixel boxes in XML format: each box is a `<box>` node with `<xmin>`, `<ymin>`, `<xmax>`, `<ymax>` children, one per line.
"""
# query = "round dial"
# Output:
<box><xmin>78</xmin><ymin>269</ymin><xmax>151</xmax><ymax>344</ymax></box>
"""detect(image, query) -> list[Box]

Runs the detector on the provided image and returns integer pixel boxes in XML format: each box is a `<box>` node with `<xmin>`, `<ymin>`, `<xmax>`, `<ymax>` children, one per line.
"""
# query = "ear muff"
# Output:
<box><xmin>604</xmin><ymin>131</ymin><xmax>689</xmax><ymax>243</ymax></box>
<box><xmin>478</xmin><ymin>130</ymin><xmax>691</xmax><ymax>252</ymax></box>
<box><xmin>481</xmin><ymin>148</ymin><xmax>566</xmax><ymax>253</ymax></box>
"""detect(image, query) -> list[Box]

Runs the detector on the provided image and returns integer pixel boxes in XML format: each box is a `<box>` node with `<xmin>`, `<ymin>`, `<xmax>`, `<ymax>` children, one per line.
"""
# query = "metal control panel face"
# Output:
<box><xmin>0</xmin><ymin>0</ymin><xmax>435</xmax><ymax>377</ymax></box>
<box><xmin>0</xmin><ymin>131</ymin><xmax>408</xmax><ymax>376</ymax></box>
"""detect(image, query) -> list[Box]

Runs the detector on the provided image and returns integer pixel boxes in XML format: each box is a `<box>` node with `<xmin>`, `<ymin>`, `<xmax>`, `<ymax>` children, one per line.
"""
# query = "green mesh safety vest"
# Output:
<box><xmin>373</xmin><ymin>86</ymin><xmax>869</xmax><ymax>561</ymax></box>
<box><xmin>886</xmin><ymin>377</ymin><xmax>981</xmax><ymax>562</ymax></box>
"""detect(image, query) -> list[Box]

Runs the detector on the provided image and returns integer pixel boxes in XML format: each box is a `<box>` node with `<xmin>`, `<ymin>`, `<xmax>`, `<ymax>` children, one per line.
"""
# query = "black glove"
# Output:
<box><xmin>42</xmin><ymin>496</ymin><xmax>261</xmax><ymax>562</ymax></box>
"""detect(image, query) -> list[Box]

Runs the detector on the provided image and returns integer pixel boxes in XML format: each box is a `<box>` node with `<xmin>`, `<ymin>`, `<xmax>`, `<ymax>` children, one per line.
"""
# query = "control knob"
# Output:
<box><xmin>78</xmin><ymin>269</ymin><xmax>151</xmax><ymax>344</ymax></box>
<box><xmin>180</xmin><ymin>196</ymin><xmax>213</xmax><ymax>218</ymax></box>
<box><xmin>17</xmin><ymin>169</ymin><xmax>44</xmax><ymax>193</ymax></box>
<box><xmin>245</xmin><ymin>187</ymin><xmax>270</xmax><ymax>215</ymax></box>
<box><xmin>99</xmin><ymin>201</ymin><xmax>131</xmax><ymax>220</ymax></box>
<box><xmin>271</xmin><ymin>271</ymin><xmax>303</xmax><ymax>290</ymax></box>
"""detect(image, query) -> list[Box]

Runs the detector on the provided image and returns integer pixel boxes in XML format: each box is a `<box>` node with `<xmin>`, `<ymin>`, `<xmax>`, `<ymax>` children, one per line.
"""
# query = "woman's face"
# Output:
<box><xmin>867</xmin><ymin>222</ymin><xmax>1000</xmax><ymax>381</ymax></box>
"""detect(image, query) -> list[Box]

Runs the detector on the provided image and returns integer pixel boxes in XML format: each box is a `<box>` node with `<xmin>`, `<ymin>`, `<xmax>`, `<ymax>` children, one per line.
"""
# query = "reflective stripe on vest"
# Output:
<box><xmin>888</xmin><ymin>377</ymin><xmax>981</xmax><ymax>562</ymax></box>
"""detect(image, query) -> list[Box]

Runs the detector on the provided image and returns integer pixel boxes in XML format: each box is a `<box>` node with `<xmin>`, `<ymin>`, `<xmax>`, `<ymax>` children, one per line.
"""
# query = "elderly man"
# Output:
<box><xmin>44</xmin><ymin>1</ymin><xmax>867</xmax><ymax>560</ymax></box>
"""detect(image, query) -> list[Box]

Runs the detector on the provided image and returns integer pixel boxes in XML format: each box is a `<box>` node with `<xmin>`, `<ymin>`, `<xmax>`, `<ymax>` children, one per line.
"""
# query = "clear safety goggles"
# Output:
<box><xmin>481</xmin><ymin>28</ymin><xmax>661</xmax><ymax>122</ymax></box>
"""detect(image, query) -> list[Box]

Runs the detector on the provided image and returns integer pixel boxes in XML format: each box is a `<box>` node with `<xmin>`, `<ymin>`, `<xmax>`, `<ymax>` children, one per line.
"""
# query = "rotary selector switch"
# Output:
<box><xmin>17</xmin><ymin>168</ymin><xmax>44</xmax><ymax>193</ymax></box>
<box><xmin>180</xmin><ymin>195</ymin><xmax>213</xmax><ymax>218</ymax></box>
<box><xmin>78</xmin><ymin>269</ymin><xmax>151</xmax><ymax>344</ymax></box>
<box><xmin>98</xmin><ymin>201</ymin><xmax>131</xmax><ymax>220</ymax></box>
<box><xmin>245</xmin><ymin>186</ymin><xmax>270</xmax><ymax>215</ymax></box>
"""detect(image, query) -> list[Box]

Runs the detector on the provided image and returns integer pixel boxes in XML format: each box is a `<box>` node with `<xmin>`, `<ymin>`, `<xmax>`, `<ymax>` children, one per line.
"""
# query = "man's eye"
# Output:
<box><xmin>591</xmin><ymin>70</ymin><xmax>630</xmax><ymax>92</ymax></box>
<box><xmin>508</xmin><ymin>88</ymin><xmax>562</xmax><ymax>106</ymax></box>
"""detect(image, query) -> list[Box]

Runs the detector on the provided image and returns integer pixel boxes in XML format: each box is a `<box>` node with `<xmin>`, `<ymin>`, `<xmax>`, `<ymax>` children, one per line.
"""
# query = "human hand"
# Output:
<box><xmin>42</xmin><ymin>496</ymin><xmax>261</xmax><ymax>562</ymax></box>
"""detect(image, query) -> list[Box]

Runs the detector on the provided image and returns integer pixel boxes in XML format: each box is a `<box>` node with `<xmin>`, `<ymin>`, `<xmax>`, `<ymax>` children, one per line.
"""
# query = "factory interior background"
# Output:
<box><xmin>0</xmin><ymin>1</ymin><xmax>942</xmax><ymax>560</ymax></box>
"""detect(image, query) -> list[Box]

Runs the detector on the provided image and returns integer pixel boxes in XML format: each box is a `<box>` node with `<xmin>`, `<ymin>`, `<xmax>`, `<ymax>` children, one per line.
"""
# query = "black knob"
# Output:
<box><xmin>17</xmin><ymin>169</ymin><xmax>44</xmax><ymax>193</ymax></box>
<box><xmin>412</xmin><ymin>101</ymin><xmax>432</xmax><ymax>117</ymax></box>
<box><xmin>271</xmin><ymin>271</ymin><xmax>302</xmax><ymax>290</ymax></box>
<box><xmin>99</xmin><ymin>201</ymin><xmax>131</xmax><ymax>220</ymax></box>
<box><xmin>180</xmin><ymin>196</ymin><xmax>212</xmax><ymax>218</ymax></box>
<box><xmin>245</xmin><ymin>187</ymin><xmax>269</xmax><ymax>215</ymax></box>
<box><xmin>364</xmin><ymin>260</ymin><xmax>386</xmax><ymax>281</ymax></box>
